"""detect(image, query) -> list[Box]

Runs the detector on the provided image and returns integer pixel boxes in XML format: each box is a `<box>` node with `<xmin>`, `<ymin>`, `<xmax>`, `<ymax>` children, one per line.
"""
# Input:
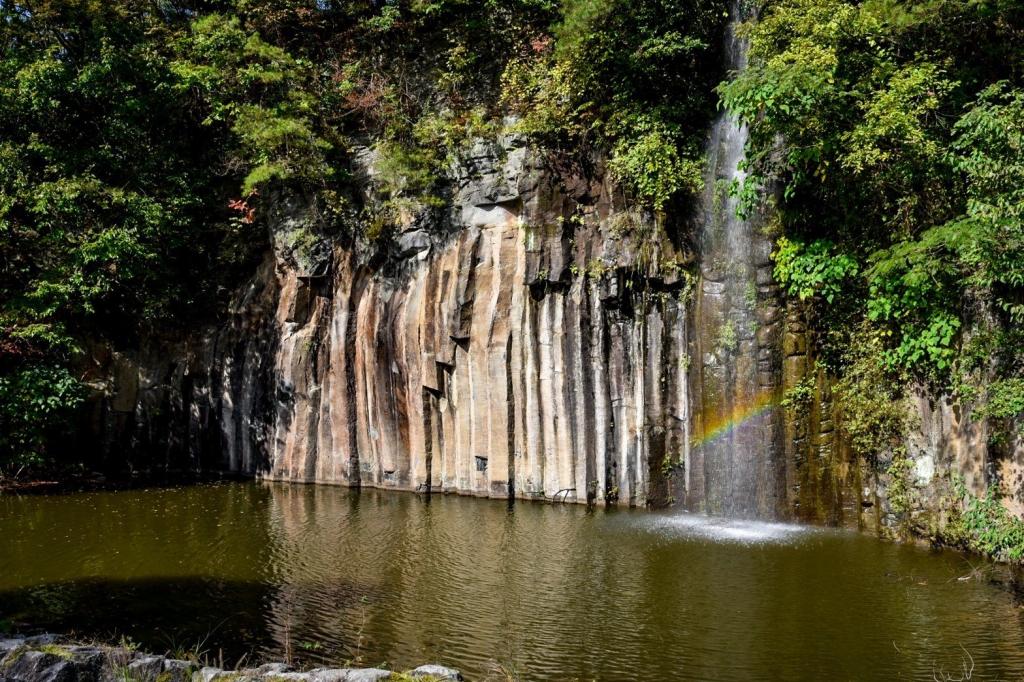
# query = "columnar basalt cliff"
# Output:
<box><xmin>90</xmin><ymin>137</ymin><xmax>699</xmax><ymax>507</ymax></box>
<box><xmin>82</xmin><ymin>127</ymin><xmax>1024</xmax><ymax>535</ymax></box>
<box><xmin>83</xmin><ymin>134</ymin><xmax>1024</xmax><ymax>534</ymax></box>
<box><xmin>76</xmin><ymin>19</ymin><xmax>1023</xmax><ymax>537</ymax></box>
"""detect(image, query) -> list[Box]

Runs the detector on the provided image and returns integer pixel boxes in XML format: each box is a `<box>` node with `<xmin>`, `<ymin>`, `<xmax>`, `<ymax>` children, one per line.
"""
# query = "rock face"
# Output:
<box><xmin>778</xmin><ymin>304</ymin><xmax>1024</xmax><ymax>532</ymax></box>
<box><xmin>686</xmin><ymin>14</ymin><xmax>786</xmax><ymax>519</ymax></box>
<box><xmin>88</xmin><ymin>137</ymin><xmax>695</xmax><ymax>507</ymax></box>
<box><xmin>898</xmin><ymin>389</ymin><xmax>1024</xmax><ymax>526</ymax></box>
<box><xmin>240</xmin><ymin>138</ymin><xmax>699</xmax><ymax>507</ymax></box>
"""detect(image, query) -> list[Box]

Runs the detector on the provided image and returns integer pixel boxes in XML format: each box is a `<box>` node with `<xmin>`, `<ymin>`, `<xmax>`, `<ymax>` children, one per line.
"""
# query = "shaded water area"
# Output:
<box><xmin>3</xmin><ymin>482</ymin><xmax>1024</xmax><ymax>680</ymax></box>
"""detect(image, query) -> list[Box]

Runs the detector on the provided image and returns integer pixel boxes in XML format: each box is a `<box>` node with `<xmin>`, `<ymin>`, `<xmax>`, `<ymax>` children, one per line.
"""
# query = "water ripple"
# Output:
<box><xmin>3</xmin><ymin>483</ymin><xmax>1024</xmax><ymax>682</ymax></box>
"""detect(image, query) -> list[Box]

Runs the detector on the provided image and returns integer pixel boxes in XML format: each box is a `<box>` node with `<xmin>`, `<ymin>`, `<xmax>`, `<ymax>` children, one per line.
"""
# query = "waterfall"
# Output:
<box><xmin>687</xmin><ymin>6</ymin><xmax>785</xmax><ymax>518</ymax></box>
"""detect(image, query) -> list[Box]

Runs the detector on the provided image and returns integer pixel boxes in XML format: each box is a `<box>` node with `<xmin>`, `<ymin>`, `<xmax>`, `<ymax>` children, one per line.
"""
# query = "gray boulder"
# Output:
<box><xmin>2</xmin><ymin>651</ymin><xmax>75</xmax><ymax>682</ymax></box>
<box><xmin>409</xmin><ymin>664</ymin><xmax>463</xmax><ymax>680</ymax></box>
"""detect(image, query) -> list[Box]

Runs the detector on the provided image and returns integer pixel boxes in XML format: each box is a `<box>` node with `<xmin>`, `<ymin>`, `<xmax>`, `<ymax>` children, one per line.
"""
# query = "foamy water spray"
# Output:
<box><xmin>684</xmin><ymin>2</ymin><xmax>785</xmax><ymax>518</ymax></box>
<box><xmin>645</xmin><ymin>514</ymin><xmax>813</xmax><ymax>545</ymax></box>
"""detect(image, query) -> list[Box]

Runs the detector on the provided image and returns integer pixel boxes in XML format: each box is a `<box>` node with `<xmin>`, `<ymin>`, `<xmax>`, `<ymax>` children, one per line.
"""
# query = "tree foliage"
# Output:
<box><xmin>502</xmin><ymin>0</ymin><xmax>728</xmax><ymax>209</ymax></box>
<box><xmin>721</xmin><ymin>0</ymin><xmax>1023</xmax><ymax>395</ymax></box>
<box><xmin>0</xmin><ymin>0</ymin><xmax>252</xmax><ymax>471</ymax></box>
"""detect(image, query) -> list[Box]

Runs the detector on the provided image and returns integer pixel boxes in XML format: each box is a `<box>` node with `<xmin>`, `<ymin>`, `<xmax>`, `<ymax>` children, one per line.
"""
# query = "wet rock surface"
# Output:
<box><xmin>0</xmin><ymin>638</ymin><xmax>462</xmax><ymax>682</ymax></box>
<box><xmin>687</xmin><ymin>17</ymin><xmax>785</xmax><ymax>519</ymax></box>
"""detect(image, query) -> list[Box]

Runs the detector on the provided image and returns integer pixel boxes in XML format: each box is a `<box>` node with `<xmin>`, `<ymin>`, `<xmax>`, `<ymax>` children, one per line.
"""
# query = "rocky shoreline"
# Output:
<box><xmin>0</xmin><ymin>636</ymin><xmax>462</xmax><ymax>682</ymax></box>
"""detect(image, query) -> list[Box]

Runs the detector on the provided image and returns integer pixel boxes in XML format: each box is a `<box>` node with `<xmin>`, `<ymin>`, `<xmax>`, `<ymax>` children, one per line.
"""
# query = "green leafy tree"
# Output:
<box><xmin>0</xmin><ymin>1</ymin><xmax>261</xmax><ymax>471</ymax></box>
<box><xmin>170</xmin><ymin>13</ymin><xmax>334</xmax><ymax>194</ymax></box>
<box><xmin>503</xmin><ymin>0</ymin><xmax>728</xmax><ymax>210</ymax></box>
<box><xmin>721</xmin><ymin>0</ymin><xmax>1023</xmax><ymax>391</ymax></box>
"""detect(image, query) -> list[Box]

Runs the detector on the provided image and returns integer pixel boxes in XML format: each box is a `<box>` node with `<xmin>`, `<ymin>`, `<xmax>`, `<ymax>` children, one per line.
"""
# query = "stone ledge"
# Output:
<box><xmin>0</xmin><ymin>637</ymin><xmax>461</xmax><ymax>682</ymax></box>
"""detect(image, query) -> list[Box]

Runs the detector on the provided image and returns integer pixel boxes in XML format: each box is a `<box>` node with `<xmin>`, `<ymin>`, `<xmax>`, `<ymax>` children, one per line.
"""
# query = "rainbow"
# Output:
<box><xmin>692</xmin><ymin>390</ymin><xmax>779</xmax><ymax>447</ymax></box>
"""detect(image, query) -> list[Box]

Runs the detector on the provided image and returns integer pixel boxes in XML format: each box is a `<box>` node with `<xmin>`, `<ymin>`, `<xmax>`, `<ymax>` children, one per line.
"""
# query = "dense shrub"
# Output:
<box><xmin>720</xmin><ymin>0</ymin><xmax>1023</xmax><ymax>401</ymax></box>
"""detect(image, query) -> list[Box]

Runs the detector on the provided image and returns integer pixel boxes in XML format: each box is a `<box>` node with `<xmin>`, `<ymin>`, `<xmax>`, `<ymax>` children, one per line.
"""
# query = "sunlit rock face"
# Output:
<box><xmin>179</xmin><ymin>136</ymin><xmax>695</xmax><ymax>506</ymax></box>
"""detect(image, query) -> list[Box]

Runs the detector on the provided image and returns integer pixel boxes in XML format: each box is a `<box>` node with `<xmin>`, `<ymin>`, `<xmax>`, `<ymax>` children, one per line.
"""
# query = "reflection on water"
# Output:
<box><xmin>2</xmin><ymin>482</ymin><xmax>1024</xmax><ymax>681</ymax></box>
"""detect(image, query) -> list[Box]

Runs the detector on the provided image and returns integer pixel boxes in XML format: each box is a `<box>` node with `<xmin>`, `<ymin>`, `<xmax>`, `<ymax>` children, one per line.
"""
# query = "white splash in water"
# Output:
<box><xmin>643</xmin><ymin>513</ymin><xmax>815</xmax><ymax>545</ymax></box>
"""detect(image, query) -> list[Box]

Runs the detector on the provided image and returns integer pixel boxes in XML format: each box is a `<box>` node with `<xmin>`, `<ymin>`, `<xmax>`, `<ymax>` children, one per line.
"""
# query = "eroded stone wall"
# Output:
<box><xmin>777</xmin><ymin>301</ymin><xmax>1024</xmax><ymax>533</ymax></box>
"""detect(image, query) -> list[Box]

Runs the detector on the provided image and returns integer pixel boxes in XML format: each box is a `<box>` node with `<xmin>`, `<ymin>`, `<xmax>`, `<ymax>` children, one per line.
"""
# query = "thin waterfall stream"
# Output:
<box><xmin>688</xmin><ymin>5</ymin><xmax>784</xmax><ymax>518</ymax></box>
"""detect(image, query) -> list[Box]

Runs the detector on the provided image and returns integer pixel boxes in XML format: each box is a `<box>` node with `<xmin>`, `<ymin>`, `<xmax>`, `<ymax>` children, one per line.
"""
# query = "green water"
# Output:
<box><xmin>2</xmin><ymin>482</ymin><xmax>1023</xmax><ymax>680</ymax></box>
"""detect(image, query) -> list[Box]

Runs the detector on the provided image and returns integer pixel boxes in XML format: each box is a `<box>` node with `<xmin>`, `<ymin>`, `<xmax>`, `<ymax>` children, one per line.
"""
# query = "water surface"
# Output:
<box><xmin>2</xmin><ymin>482</ymin><xmax>1023</xmax><ymax>680</ymax></box>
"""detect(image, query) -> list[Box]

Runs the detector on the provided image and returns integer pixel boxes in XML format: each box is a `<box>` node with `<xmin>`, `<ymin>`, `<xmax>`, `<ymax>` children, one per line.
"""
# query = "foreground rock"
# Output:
<box><xmin>0</xmin><ymin>636</ymin><xmax>461</xmax><ymax>682</ymax></box>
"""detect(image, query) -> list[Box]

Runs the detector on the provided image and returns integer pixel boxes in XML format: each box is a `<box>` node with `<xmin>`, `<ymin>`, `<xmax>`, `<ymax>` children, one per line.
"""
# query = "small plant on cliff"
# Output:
<box><xmin>780</xmin><ymin>375</ymin><xmax>815</xmax><ymax>417</ymax></box>
<box><xmin>941</xmin><ymin>475</ymin><xmax>1024</xmax><ymax>562</ymax></box>
<box><xmin>885</xmin><ymin>456</ymin><xmax>915</xmax><ymax>518</ymax></box>
<box><xmin>772</xmin><ymin>237</ymin><xmax>859</xmax><ymax>305</ymax></box>
<box><xmin>717</xmin><ymin>320</ymin><xmax>738</xmax><ymax>354</ymax></box>
<box><xmin>832</xmin><ymin>323</ymin><xmax>912</xmax><ymax>469</ymax></box>
<box><xmin>585</xmin><ymin>259</ymin><xmax>610</xmax><ymax>280</ymax></box>
<box><xmin>744</xmin><ymin>281</ymin><xmax>757</xmax><ymax>309</ymax></box>
<box><xmin>974</xmin><ymin>377</ymin><xmax>1024</xmax><ymax>447</ymax></box>
<box><xmin>661</xmin><ymin>452</ymin><xmax>683</xmax><ymax>477</ymax></box>
<box><xmin>976</xmin><ymin>378</ymin><xmax>1024</xmax><ymax>421</ymax></box>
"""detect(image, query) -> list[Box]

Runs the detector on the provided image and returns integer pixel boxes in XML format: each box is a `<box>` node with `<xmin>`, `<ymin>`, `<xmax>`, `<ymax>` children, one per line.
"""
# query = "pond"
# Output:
<box><xmin>2</xmin><ymin>482</ymin><xmax>1023</xmax><ymax>680</ymax></box>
